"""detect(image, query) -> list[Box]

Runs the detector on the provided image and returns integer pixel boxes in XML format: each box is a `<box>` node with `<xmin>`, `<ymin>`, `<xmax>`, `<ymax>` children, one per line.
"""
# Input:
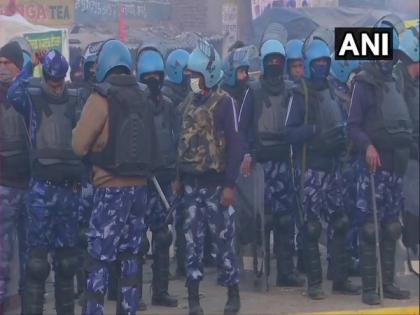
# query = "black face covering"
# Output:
<box><xmin>264</xmin><ymin>64</ymin><xmax>283</xmax><ymax>79</ymax></box>
<box><xmin>145</xmin><ymin>77</ymin><xmax>162</xmax><ymax>97</ymax></box>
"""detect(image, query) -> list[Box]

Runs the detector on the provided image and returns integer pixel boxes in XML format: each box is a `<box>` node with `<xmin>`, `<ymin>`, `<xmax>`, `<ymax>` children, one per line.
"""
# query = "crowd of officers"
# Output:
<box><xmin>0</xmin><ymin>16</ymin><xmax>418</xmax><ymax>315</ymax></box>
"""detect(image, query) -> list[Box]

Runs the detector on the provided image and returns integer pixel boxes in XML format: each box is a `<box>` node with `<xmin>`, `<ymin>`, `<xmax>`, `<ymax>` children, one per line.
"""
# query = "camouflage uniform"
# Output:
<box><xmin>84</xmin><ymin>186</ymin><xmax>147</xmax><ymax>315</ymax></box>
<box><xmin>0</xmin><ymin>186</ymin><xmax>26</xmax><ymax>305</ymax></box>
<box><xmin>183</xmin><ymin>184</ymin><xmax>239</xmax><ymax>287</ymax></box>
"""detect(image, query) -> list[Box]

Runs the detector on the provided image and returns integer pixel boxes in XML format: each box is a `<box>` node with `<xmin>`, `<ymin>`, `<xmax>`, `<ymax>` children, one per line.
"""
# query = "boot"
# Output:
<box><xmin>303</xmin><ymin>222</ymin><xmax>325</xmax><ymax>300</ymax></box>
<box><xmin>274</xmin><ymin>214</ymin><xmax>305</xmax><ymax>287</ymax></box>
<box><xmin>330</xmin><ymin>233</ymin><xmax>360</xmax><ymax>295</ymax></box>
<box><xmin>381</xmin><ymin>229</ymin><xmax>410</xmax><ymax>300</ymax></box>
<box><xmin>224</xmin><ymin>284</ymin><xmax>240</xmax><ymax>315</ymax></box>
<box><xmin>151</xmin><ymin>233</ymin><xmax>178</xmax><ymax>307</ymax></box>
<box><xmin>360</xmin><ymin>226</ymin><xmax>380</xmax><ymax>305</ymax></box>
<box><xmin>188</xmin><ymin>280</ymin><xmax>204</xmax><ymax>315</ymax></box>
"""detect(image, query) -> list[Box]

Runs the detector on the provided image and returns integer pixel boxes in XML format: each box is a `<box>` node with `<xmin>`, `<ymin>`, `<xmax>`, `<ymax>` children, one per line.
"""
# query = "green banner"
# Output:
<box><xmin>23</xmin><ymin>31</ymin><xmax>63</xmax><ymax>78</ymax></box>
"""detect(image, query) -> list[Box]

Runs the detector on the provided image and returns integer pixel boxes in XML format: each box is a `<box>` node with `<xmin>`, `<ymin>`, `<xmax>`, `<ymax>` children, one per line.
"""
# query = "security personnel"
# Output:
<box><xmin>176</xmin><ymin>39</ymin><xmax>248</xmax><ymax>315</ymax></box>
<box><xmin>250</xmin><ymin>39</ymin><xmax>305</xmax><ymax>288</ymax></box>
<box><xmin>287</xmin><ymin>39</ymin><xmax>360</xmax><ymax>299</ymax></box>
<box><xmin>72</xmin><ymin>39</ymin><xmax>156</xmax><ymax>315</ymax></box>
<box><xmin>8</xmin><ymin>49</ymin><xmax>83</xmax><ymax>315</ymax></box>
<box><xmin>394</xmin><ymin>27</ymin><xmax>419</xmax><ymax>254</ymax></box>
<box><xmin>329</xmin><ymin>57</ymin><xmax>361</xmax><ymax>278</ymax></box>
<box><xmin>348</xmin><ymin>23</ymin><xmax>411</xmax><ymax>305</ymax></box>
<box><xmin>285</xmin><ymin>39</ymin><xmax>304</xmax><ymax>82</ymax></box>
<box><xmin>136</xmin><ymin>46</ymin><xmax>178</xmax><ymax>308</ymax></box>
<box><xmin>0</xmin><ymin>42</ymin><xmax>30</xmax><ymax>312</ymax></box>
<box><xmin>162</xmin><ymin>48</ymin><xmax>191</xmax><ymax>277</ymax></box>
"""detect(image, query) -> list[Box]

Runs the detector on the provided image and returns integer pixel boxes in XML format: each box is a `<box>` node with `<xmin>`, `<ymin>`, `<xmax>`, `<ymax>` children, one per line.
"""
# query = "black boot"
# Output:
<box><xmin>188</xmin><ymin>280</ymin><xmax>204</xmax><ymax>315</ymax></box>
<box><xmin>151</xmin><ymin>230</ymin><xmax>178</xmax><ymax>307</ymax></box>
<box><xmin>274</xmin><ymin>214</ymin><xmax>304</xmax><ymax>287</ymax></box>
<box><xmin>55</xmin><ymin>248</ymin><xmax>79</xmax><ymax>315</ymax></box>
<box><xmin>224</xmin><ymin>284</ymin><xmax>240</xmax><ymax>315</ymax></box>
<box><xmin>303</xmin><ymin>221</ymin><xmax>325</xmax><ymax>300</ymax></box>
<box><xmin>360</xmin><ymin>223</ymin><xmax>380</xmax><ymax>305</ymax></box>
<box><xmin>23</xmin><ymin>249</ymin><xmax>50</xmax><ymax>315</ymax></box>
<box><xmin>381</xmin><ymin>222</ymin><xmax>410</xmax><ymax>300</ymax></box>
<box><xmin>330</xmin><ymin>219</ymin><xmax>360</xmax><ymax>295</ymax></box>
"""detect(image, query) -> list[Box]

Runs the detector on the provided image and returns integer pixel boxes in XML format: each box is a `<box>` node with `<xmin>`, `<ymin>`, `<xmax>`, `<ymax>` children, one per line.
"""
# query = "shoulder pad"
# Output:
<box><xmin>93</xmin><ymin>82</ymin><xmax>112</xmax><ymax>97</ymax></box>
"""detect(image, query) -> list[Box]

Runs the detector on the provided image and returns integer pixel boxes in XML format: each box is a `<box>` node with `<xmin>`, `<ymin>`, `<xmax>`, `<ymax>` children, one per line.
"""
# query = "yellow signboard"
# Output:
<box><xmin>0</xmin><ymin>0</ymin><xmax>75</xmax><ymax>28</ymax></box>
<box><xmin>404</xmin><ymin>19</ymin><xmax>419</xmax><ymax>28</ymax></box>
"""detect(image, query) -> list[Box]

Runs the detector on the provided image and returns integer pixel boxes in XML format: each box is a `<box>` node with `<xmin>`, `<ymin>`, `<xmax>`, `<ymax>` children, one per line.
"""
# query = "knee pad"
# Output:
<box><xmin>305</xmin><ymin>220</ymin><xmax>322</xmax><ymax>241</ymax></box>
<box><xmin>331</xmin><ymin>214</ymin><xmax>350</xmax><ymax>235</ymax></box>
<box><xmin>383</xmin><ymin>220</ymin><xmax>402</xmax><ymax>241</ymax></box>
<box><xmin>154</xmin><ymin>228</ymin><xmax>173</xmax><ymax>249</ymax></box>
<box><xmin>55</xmin><ymin>247</ymin><xmax>79</xmax><ymax>278</ymax></box>
<box><xmin>361</xmin><ymin>222</ymin><xmax>376</xmax><ymax>244</ymax></box>
<box><xmin>27</xmin><ymin>248</ymin><xmax>50</xmax><ymax>281</ymax></box>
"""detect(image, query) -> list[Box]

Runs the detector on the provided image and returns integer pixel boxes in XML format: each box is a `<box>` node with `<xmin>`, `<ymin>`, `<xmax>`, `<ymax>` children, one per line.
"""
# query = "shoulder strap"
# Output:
<box><xmin>94</xmin><ymin>82</ymin><xmax>112</xmax><ymax>98</ymax></box>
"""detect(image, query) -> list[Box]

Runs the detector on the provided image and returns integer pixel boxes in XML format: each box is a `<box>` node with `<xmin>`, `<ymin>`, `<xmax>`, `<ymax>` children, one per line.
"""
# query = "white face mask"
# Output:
<box><xmin>189</xmin><ymin>77</ymin><xmax>201</xmax><ymax>94</ymax></box>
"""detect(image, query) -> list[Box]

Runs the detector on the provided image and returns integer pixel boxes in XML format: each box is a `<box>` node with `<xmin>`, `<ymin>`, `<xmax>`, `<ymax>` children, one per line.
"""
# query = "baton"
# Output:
<box><xmin>370</xmin><ymin>171</ymin><xmax>384</xmax><ymax>304</ymax></box>
<box><xmin>151</xmin><ymin>176</ymin><xmax>175</xmax><ymax>224</ymax></box>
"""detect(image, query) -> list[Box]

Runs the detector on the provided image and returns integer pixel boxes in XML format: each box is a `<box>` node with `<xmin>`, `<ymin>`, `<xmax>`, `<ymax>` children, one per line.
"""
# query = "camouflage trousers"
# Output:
<box><xmin>0</xmin><ymin>186</ymin><xmax>26</xmax><ymax>305</ymax></box>
<box><xmin>183</xmin><ymin>184</ymin><xmax>239</xmax><ymax>287</ymax></box>
<box><xmin>84</xmin><ymin>186</ymin><xmax>147</xmax><ymax>315</ymax></box>
<box><xmin>356</xmin><ymin>163</ymin><xmax>404</xmax><ymax>225</ymax></box>
<box><xmin>78</xmin><ymin>181</ymin><xmax>95</xmax><ymax>227</ymax></box>
<box><xmin>263</xmin><ymin>161</ymin><xmax>295</xmax><ymax>216</ymax></box>
<box><xmin>27</xmin><ymin>179</ymin><xmax>79</xmax><ymax>250</ymax></box>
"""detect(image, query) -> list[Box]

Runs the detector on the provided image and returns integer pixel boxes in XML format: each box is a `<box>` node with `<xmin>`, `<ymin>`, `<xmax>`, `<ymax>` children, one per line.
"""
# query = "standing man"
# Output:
<box><xmin>177</xmin><ymin>39</ymin><xmax>247</xmax><ymax>315</ymax></box>
<box><xmin>250</xmin><ymin>39</ymin><xmax>305</xmax><ymax>288</ymax></box>
<box><xmin>348</xmin><ymin>25</ymin><xmax>412</xmax><ymax>305</ymax></box>
<box><xmin>8</xmin><ymin>49</ymin><xmax>83</xmax><ymax>315</ymax></box>
<box><xmin>136</xmin><ymin>46</ymin><xmax>178</xmax><ymax>308</ymax></box>
<box><xmin>0</xmin><ymin>41</ymin><xmax>30</xmax><ymax>313</ymax></box>
<box><xmin>72</xmin><ymin>39</ymin><xmax>156</xmax><ymax>315</ymax></box>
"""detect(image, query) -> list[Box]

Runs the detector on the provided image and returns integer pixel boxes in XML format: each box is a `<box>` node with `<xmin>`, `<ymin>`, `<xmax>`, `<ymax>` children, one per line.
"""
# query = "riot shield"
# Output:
<box><xmin>234</xmin><ymin>162</ymin><xmax>268</xmax><ymax>291</ymax></box>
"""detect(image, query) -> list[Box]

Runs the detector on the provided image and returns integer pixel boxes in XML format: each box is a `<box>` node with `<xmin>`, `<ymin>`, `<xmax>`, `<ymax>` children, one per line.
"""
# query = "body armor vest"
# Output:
<box><xmin>90</xmin><ymin>76</ymin><xmax>156</xmax><ymax>177</ymax></box>
<box><xmin>153</xmin><ymin>96</ymin><xmax>177</xmax><ymax>173</ymax></box>
<box><xmin>0</xmin><ymin>90</ymin><xmax>30</xmax><ymax>181</ymax></box>
<box><xmin>178</xmin><ymin>89</ymin><xmax>227</xmax><ymax>174</ymax></box>
<box><xmin>305</xmin><ymin>82</ymin><xmax>347</xmax><ymax>156</ymax></box>
<box><xmin>251</xmin><ymin>80</ymin><xmax>290</xmax><ymax>161</ymax></box>
<box><xmin>361</xmin><ymin>76</ymin><xmax>413</xmax><ymax>150</ymax></box>
<box><xmin>162</xmin><ymin>81</ymin><xmax>189</xmax><ymax>108</ymax></box>
<box><xmin>28</xmin><ymin>83</ymin><xmax>83</xmax><ymax>182</ymax></box>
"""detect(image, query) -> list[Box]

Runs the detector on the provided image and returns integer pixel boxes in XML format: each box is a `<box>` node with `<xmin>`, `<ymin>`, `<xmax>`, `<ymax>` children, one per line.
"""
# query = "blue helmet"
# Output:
<box><xmin>95</xmin><ymin>39</ymin><xmax>132</xmax><ymax>83</ymax></box>
<box><xmin>187</xmin><ymin>39</ymin><xmax>223</xmax><ymax>89</ymax></box>
<box><xmin>222</xmin><ymin>47</ymin><xmax>252</xmax><ymax>87</ymax></box>
<box><xmin>136</xmin><ymin>48</ymin><xmax>164</xmax><ymax>82</ymax></box>
<box><xmin>165</xmin><ymin>49</ymin><xmax>189</xmax><ymax>84</ymax></box>
<box><xmin>375</xmin><ymin>20</ymin><xmax>400</xmax><ymax>51</ymax></box>
<box><xmin>330</xmin><ymin>56</ymin><xmax>360</xmax><ymax>84</ymax></box>
<box><xmin>303</xmin><ymin>39</ymin><xmax>331</xmax><ymax>79</ymax></box>
<box><xmin>260</xmin><ymin>39</ymin><xmax>285</xmax><ymax>75</ymax></box>
<box><xmin>42</xmin><ymin>50</ymin><xmax>69</xmax><ymax>81</ymax></box>
<box><xmin>398</xmin><ymin>27</ymin><xmax>419</xmax><ymax>63</ymax></box>
<box><xmin>286</xmin><ymin>39</ymin><xmax>304</xmax><ymax>61</ymax></box>
<box><xmin>22</xmin><ymin>51</ymin><xmax>31</xmax><ymax>67</ymax></box>
<box><xmin>82</xmin><ymin>41</ymin><xmax>103</xmax><ymax>81</ymax></box>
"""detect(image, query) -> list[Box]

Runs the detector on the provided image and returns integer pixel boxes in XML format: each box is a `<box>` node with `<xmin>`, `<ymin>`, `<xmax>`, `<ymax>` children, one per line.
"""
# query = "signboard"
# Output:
<box><xmin>0</xmin><ymin>0</ymin><xmax>75</xmax><ymax>28</ymax></box>
<box><xmin>75</xmin><ymin>0</ymin><xmax>171</xmax><ymax>24</ymax></box>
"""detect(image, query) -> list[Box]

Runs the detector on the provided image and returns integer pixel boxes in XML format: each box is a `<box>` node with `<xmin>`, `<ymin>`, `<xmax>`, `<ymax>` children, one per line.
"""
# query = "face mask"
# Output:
<box><xmin>190</xmin><ymin>77</ymin><xmax>201</xmax><ymax>94</ymax></box>
<box><xmin>264</xmin><ymin>64</ymin><xmax>283</xmax><ymax>78</ymax></box>
<box><xmin>145</xmin><ymin>78</ymin><xmax>161</xmax><ymax>96</ymax></box>
<box><xmin>310</xmin><ymin>63</ymin><xmax>329</xmax><ymax>80</ymax></box>
<box><xmin>0</xmin><ymin>68</ymin><xmax>14</xmax><ymax>84</ymax></box>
